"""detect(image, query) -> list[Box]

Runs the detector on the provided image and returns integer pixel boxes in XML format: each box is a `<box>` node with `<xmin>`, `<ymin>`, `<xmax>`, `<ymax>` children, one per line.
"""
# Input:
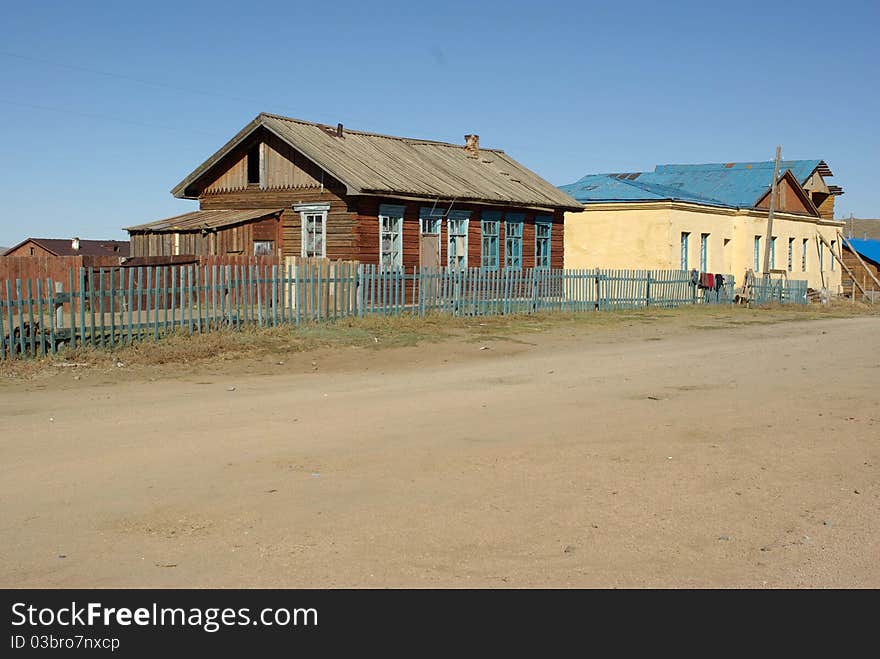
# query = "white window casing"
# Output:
<box><xmin>379</xmin><ymin>204</ymin><xmax>405</xmax><ymax>269</ymax></box>
<box><xmin>295</xmin><ymin>203</ymin><xmax>330</xmax><ymax>258</ymax></box>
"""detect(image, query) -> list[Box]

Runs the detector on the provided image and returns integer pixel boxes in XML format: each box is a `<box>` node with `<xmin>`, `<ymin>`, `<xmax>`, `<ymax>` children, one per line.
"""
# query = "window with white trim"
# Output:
<box><xmin>802</xmin><ymin>238</ymin><xmax>808</xmax><ymax>271</ymax></box>
<box><xmin>447</xmin><ymin>211</ymin><xmax>470</xmax><ymax>269</ymax></box>
<box><xmin>535</xmin><ymin>216</ymin><xmax>552</xmax><ymax>268</ymax></box>
<box><xmin>253</xmin><ymin>240</ymin><xmax>274</xmax><ymax>256</ymax></box>
<box><xmin>754</xmin><ymin>235</ymin><xmax>761</xmax><ymax>271</ymax></box>
<box><xmin>681</xmin><ymin>232</ymin><xmax>690</xmax><ymax>270</ymax></box>
<box><xmin>788</xmin><ymin>237</ymin><xmax>794</xmax><ymax>272</ymax></box>
<box><xmin>379</xmin><ymin>204</ymin><xmax>405</xmax><ymax>269</ymax></box>
<box><xmin>830</xmin><ymin>240</ymin><xmax>836</xmax><ymax>271</ymax></box>
<box><xmin>505</xmin><ymin>213</ymin><xmax>524</xmax><ymax>270</ymax></box>
<box><xmin>295</xmin><ymin>203</ymin><xmax>329</xmax><ymax>258</ymax></box>
<box><xmin>700</xmin><ymin>233</ymin><xmax>709</xmax><ymax>271</ymax></box>
<box><xmin>770</xmin><ymin>236</ymin><xmax>777</xmax><ymax>269</ymax></box>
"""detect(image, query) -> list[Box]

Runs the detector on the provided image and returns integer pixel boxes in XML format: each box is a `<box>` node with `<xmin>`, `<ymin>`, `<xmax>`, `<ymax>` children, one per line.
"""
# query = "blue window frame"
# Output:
<box><xmin>802</xmin><ymin>238</ymin><xmax>808</xmax><ymax>271</ymax></box>
<box><xmin>754</xmin><ymin>236</ymin><xmax>761</xmax><ymax>271</ymax></box>
<box><xmin>830</xmin><ymin>240</ymin><xmax>836</xmax><ymax>271</ymax></box>
<box><xmin>680</xmin><ymin>232</ymin><xmax>690</xmax><ymax>270</ymax></box>
<box><xmin>481</xmin><ymin>211</ymin><xmax>500</xmax><ymax>270</ymax></box>
<box><xmin>419</xmin><ymin>207</ymin><xmax>443</xmax><ymax>236</ymax></box>
<box><xmin>535</xmin><ymin>216</ymin><xmax>552</xmax><ymax>268</ymax></box>
<box><xmin>505</xmin><ymin>213</ymin><xmax>524</xmax><ymax>270</ymax></box>
<box><xmin>788</xmin><ymin>238</ymin><xmax>794</xmax><ymax>272</ymax></box>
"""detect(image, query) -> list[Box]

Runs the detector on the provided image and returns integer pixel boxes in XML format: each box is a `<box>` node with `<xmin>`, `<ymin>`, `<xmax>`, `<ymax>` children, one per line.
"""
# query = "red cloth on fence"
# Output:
<box><xmin>700</xmin><ymin>272</ymin><xmax>711</xmax><ymax>288</ymax></box>
<box><xmin>707</xmin><ymin>273</ymin><xmax>715</xmax><ymax>289</ymax></box>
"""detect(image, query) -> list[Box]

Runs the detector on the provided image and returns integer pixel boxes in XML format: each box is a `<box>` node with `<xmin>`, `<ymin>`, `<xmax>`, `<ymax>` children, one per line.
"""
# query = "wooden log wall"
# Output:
<box><xmin>353</xmin><ymin>197</ymin><xmax>564</xmax><ymax>270</ymax></box>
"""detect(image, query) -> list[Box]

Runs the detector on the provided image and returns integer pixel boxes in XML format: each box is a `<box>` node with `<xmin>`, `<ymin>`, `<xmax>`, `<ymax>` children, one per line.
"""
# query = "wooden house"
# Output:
<box><xmin>126</xmin><ymin>113</ymin><xmax>581</xmax><ymax>270</ymax></box>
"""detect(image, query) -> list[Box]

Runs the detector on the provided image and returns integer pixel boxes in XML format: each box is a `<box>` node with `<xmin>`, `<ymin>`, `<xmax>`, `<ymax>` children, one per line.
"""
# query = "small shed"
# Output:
<box><xmin>126</xmin><ymin>208</ymin><xmax>284</xmax><ymax>258</ymax></box>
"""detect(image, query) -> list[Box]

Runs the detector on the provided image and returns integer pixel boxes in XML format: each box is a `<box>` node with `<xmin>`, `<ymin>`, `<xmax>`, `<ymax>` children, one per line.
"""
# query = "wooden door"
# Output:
<box><xmin>420</xmin><ymin>233</ymin><xmax>440</xmax><ymax>269</ymax></box>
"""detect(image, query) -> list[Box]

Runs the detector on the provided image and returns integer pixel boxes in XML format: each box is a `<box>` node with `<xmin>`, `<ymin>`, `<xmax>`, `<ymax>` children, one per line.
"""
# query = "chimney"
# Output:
<box><xmin>71</xmin><ymin>237</ymin><xmax>80</xmax><ymax>251</ymax></box>
<box><xmin>336</xmin><ymin>122</ymin><xmax>344</xmax><ymax>137</ymax></box>
<box><xmin>464</xmin><ymin>134</ymin><xmax>479</xmax><ymax>157</ymax></box>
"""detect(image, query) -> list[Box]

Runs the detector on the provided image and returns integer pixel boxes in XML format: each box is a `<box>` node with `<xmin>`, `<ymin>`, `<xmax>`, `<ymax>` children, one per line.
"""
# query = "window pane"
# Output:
<box><xmin>379</xmin><ymin>213</ymin><xmax>403</xmax><ymax>268</ymax></box>
<box><xmin>505</xmin><ymin>220</ymin><xmax>523</xmax><ymax>269</ymax></box>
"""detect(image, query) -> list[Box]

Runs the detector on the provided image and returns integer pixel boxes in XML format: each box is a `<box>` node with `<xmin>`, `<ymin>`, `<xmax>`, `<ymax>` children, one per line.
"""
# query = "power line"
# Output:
<box><xmin>0</xmin><ymin>98</ymin><xmax>223</xmax><ymax>137</ymax></box>
<box><xmin>0</xmin><ymin>50</ymin><xmax>271</xmax><ymax>108</ymax></box>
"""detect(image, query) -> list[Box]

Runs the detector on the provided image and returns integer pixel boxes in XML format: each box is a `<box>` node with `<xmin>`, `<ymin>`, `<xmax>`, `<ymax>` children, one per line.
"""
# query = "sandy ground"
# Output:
<box><xmin>1</xmin><ymin>311</ymin><xmax>878</xmax><ymax>588</ymax></box>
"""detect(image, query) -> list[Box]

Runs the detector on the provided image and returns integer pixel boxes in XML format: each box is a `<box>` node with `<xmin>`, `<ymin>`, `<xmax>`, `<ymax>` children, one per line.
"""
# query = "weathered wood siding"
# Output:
<box><xmin>204</xmin><ymin>149</ymin><xmax>248</xmax><ymax>194</ymax></box>
<box><xmin>199</xmin><ymin>128</ymin><xmax>326</xmax><ymax>196</ymax></box>
<box><xmin>817</xmin><ymin>195</ymin><xmax>835</xmax><ymax>220</ymax></box>
<box><xmin>199</xmin><ymin>186</ymin><xmax>355</xmax><ymax>260</ymax></box>
<box><xmin>353</xmin><ymin>198</ymin><xmax>564</xmax><ymax>269</ymax></box>
<box><xmin>842</xmin><ymin>244</ymin><xmax>880</xmax><ymax>295</ymax></box>
<box><xmin>262</xmin><ymin>132</ymin><xmax>323</xmax><ymax>190</ymax></box>
<box><xmin>129</xmin><ymin>216</ymin><xmax>283</xmax><ymax>258</ymax></box>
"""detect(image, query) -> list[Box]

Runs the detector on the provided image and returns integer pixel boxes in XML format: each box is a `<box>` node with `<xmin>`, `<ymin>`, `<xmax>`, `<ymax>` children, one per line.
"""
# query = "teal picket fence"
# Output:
<box><xmin>750</xmin><ymin>278</ymin><xmax>809</xmax><ymax>305</ymax></box>
<box><xmin>1</xmin><ymin>264</ymin><xmax>743</xmax><ymax>359</ymax></box>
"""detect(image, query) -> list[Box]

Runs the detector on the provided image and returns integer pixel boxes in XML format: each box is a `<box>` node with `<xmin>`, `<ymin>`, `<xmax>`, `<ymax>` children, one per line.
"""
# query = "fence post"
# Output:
<box><xmin>356</xmin><ymin>264</ymin><xmax>364</xmax><ymax>318</ymax></box>
<box><xmin>54</xmin><ymin>281</ymin><xmax>64</xmax><ymax>328</ymax></box>
<box><xmin>646</xmin><ymin>273</ymin><xmax>652</xmax><ymax>307</ymax></box>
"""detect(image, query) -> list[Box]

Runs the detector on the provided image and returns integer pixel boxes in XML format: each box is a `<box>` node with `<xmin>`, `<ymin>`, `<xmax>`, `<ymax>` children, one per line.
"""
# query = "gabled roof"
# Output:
<box><xmin>3</xmin><ymin>238</ymin><xmax>129</xmax><ymax>257</ymax></box>
<box><xmin>560</xmin><ymin>159</ymin><xmax>832</xmax><ymax>213</ymax></box>
<box><xmin>126</xmin><ymin>208</ymin><xmax>283</xmax><ymax>233</ymax></box>
<box><xmin>172</xmin><ymin>113</ymin><xmax>582</xmax><ymax>211</ymax></box>
<box><xmin>845</xmin><ymin>238</ymin><xmax>880</xmax><ymax>267</ymax></box>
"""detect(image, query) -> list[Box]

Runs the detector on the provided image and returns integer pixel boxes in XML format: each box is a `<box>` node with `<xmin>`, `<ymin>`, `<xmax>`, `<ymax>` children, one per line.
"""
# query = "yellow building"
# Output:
<box><xmin>560</xmin><ymin>160</ymin><xmax>845</xmax><ymax>292</ymax></box>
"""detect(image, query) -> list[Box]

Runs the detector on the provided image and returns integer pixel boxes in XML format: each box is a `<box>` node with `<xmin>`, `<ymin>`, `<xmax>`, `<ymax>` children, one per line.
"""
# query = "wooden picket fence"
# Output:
<box><xmin>357</xmin><ymin>266</ymin><xmax>737</xmax><ymax>316</ymax></box>
<box><xmin>749</xmin><ymin>278</ymin><xmax>809</xmax><ymax>305</ymax></box>
<box><xmin>1</xmin><ymin>264</ymin><xmax>748</xmax><ymax>359</ymax></box>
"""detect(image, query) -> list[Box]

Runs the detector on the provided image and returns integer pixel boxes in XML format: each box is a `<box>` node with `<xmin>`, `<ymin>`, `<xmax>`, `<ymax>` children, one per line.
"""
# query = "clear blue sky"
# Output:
<box><xmin>1</xmin><ymin>0</ymin><xmax>877</xmax><ymax>247</ymax></box>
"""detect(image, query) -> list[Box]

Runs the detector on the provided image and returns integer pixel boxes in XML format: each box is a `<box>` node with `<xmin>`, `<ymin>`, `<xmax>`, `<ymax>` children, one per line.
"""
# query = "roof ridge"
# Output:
<box><xmin>259</xmin><ymin>112</ymin><xmax>505</xmax><ymax>153</ymax></box>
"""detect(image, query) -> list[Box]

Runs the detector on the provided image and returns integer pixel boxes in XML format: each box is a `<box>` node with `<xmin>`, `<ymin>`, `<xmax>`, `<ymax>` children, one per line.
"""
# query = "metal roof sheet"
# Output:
<box><xmin>172</xmin><ymin>113</ymin><xmax>582</xmax><ymax>211</ymax></box>
<box><xmin>126</xmin><ymin>208</ymin><xmax>282</xmax><ymax>233</ymax></box>
<box><xmin>846</xmin><ymin>238</ymin><xmax>880</xmax><ymax>267</ymax></box>
<box><xmin>560</xmin><ymin>159</ymin><xmax>832</xmax><ymax>209</ymax></box>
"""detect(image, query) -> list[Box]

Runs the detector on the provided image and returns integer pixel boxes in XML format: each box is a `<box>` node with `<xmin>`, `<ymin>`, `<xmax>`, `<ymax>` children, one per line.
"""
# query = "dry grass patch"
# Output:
<box><xmin>1</xmin><ymin>303</ymin><xmax>877</xmax><ymax>380</ymax></box>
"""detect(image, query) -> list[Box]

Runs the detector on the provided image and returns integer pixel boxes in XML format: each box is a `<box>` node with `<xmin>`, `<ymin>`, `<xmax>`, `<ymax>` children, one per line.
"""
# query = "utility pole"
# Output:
<box><xmin>762</xmin><ymin>146</ymin><xmax>782</xmax><ymax>278</ymax></box>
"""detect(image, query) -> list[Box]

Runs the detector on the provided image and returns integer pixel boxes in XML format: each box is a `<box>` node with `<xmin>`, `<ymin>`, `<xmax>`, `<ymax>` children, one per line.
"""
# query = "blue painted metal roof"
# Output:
<box><xmin>559</xmin><ymin>160</ymin><xmax>825</xmax><ymax>208</ymax></box>
<box><xmin>846</xmin><ymin>238</ymin><xmax>880</xmax><ymax>266</ymax></box>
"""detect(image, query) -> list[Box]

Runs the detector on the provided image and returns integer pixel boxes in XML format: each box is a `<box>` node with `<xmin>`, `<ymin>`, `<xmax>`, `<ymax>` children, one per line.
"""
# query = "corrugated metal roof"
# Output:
<box><xmin>126</xmin><ymin>208</ymin><xmax>282</xmax><ymax>233</ymax></box>
<box><xmin>560</xmin><ymin>159</ymin><xmax>831</xmax><ymax>210</ymax></box>
<box><xmin>846</xmin><ymin>238</ymin><xmax>880</xmax><ymax>267</ymax></box>
<box><xmin>172</xmin><ymin>113</ymin><xmax>582</xmax><ymax>211</ymax></box>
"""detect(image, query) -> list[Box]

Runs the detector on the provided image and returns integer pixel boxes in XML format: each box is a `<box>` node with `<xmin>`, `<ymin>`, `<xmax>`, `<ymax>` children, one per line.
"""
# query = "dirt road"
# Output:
<box><xmin>2</xmin><ymin>311</ymin><xmax>878</xmax><ymax>587</ymax></box>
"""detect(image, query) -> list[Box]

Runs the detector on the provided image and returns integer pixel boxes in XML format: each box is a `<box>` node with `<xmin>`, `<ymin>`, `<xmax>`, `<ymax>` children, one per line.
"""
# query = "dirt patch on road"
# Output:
<box><xmin>1</xmin><ymin>306</ymin><xmax>878</xmax><ymax>587</ymax></box>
